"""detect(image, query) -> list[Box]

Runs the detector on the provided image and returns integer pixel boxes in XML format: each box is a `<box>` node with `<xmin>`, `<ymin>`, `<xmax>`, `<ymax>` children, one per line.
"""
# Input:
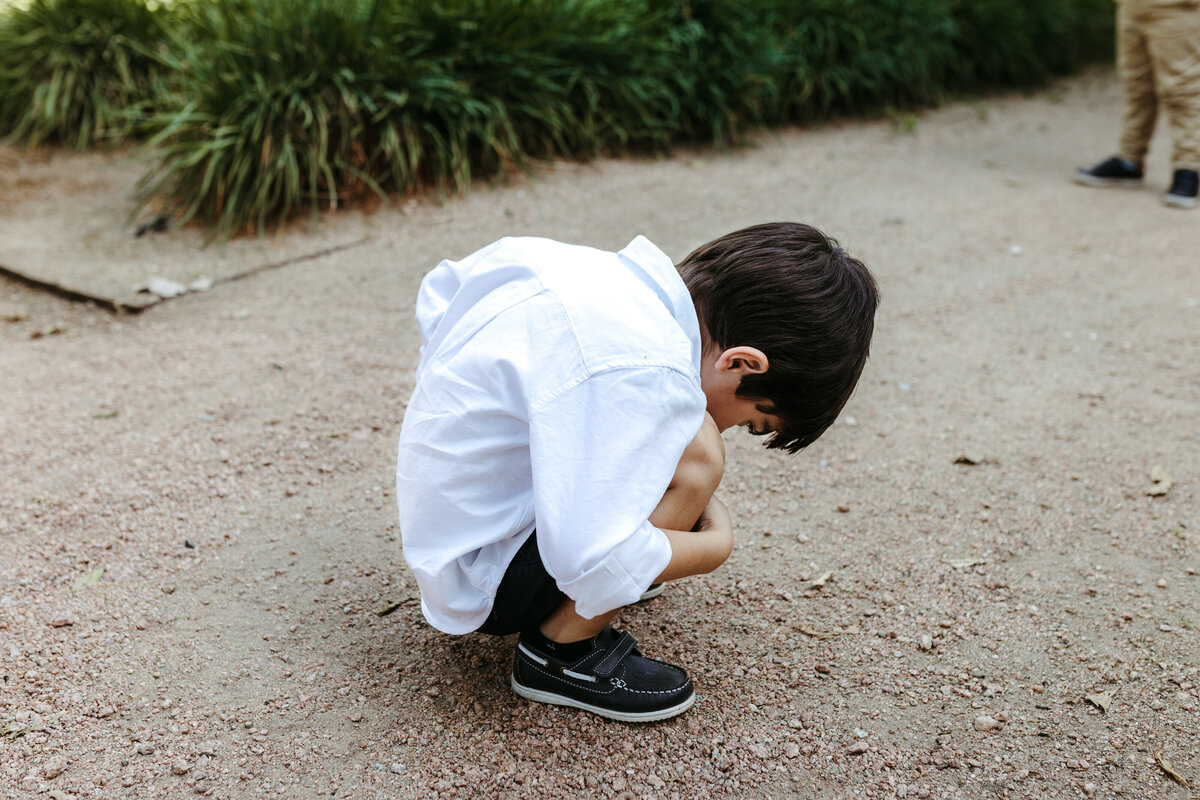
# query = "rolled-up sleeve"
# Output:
<box><xmin>528</xmin><ymin>366</ymin><xmax>706</xmax><ymax>619</ymax></box>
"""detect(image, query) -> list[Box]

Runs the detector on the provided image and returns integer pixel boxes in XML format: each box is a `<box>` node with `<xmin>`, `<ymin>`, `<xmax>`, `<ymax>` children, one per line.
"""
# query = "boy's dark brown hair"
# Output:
<box><xmin>679</xmin><ymin>221</ymin><xmax>879</xmax><ymax>453</ymax></box>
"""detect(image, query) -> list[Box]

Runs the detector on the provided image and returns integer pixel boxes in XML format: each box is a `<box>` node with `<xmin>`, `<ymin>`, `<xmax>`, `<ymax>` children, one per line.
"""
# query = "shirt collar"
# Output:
<box><xmin>618</xmin><ymin>236</ymin><xmax>703</xmax><ymax>372</ymax></box>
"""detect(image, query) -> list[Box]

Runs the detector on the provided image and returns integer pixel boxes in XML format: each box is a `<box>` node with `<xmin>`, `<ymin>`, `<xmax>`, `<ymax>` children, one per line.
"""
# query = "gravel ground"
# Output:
<box><xmin>1</xmin><ymin>69</ymin><xmax>1198</xmax><ymax>800</ymax></box>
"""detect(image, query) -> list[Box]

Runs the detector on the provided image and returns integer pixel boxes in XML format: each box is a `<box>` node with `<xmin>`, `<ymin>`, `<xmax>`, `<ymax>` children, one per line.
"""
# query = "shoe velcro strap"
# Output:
<box><xmin>592</xmin><ymin>631</ymin><xmax>637</xmax><ymax>677</ymax></box>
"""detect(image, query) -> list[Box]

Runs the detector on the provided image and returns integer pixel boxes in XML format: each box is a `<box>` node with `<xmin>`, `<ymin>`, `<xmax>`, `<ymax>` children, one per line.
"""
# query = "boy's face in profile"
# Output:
<box><xmin>700</xmin><ymin>345</ymin><xmax>779</xmax><ymax>435</ymax></box>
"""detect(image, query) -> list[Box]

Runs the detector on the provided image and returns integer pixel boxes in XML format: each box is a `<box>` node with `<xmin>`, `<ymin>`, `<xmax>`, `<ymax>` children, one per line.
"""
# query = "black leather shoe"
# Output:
<box><xmin>511</xmin><ymin>627</ymin><xmax>695</xmax><ymax>722</ymax></box>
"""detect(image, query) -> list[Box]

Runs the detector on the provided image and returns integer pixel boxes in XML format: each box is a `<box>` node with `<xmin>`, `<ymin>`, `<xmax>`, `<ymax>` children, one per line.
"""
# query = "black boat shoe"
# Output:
<box><xmin>511</xmin><ymin>627</ymin><xmax>695</xmax><ymax>722</ymax></box>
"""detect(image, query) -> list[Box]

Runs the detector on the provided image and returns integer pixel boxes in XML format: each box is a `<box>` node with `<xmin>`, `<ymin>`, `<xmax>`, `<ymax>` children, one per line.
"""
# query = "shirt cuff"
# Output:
<box><xmin>558</xmin><ymin>522</ymin><xmax>673</xmax><ymax>620</ymax></box>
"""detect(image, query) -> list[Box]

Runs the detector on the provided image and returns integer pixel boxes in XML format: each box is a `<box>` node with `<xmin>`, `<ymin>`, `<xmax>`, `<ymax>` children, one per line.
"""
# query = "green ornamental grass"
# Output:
<box><xmin>0</xmin><ymin>0</ymin><xmax>1117</xmax><ymax>235</ymax></box>
<box><xmin>0</xmin><ymin>0</ymin><xmax>168</xmax><ymax>149</ymax></box>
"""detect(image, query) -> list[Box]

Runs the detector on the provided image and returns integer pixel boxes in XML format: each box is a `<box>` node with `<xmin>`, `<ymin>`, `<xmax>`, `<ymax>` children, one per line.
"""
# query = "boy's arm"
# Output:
<box><xmin>647</xmin><ymin>411</ymin><xmax>734</xmax><ymax>583</ymax></box>
<box><xmin>528</xmin><ymin>366</ymin><xmax>706</xmax><ymax>618</ymax></box>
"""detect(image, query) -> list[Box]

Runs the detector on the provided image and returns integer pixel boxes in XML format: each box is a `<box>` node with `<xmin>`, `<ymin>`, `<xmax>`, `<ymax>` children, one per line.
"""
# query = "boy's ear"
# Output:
<box><xmin>716</xmin><ymin>346</ymin><xmax>769</xmax><ymax>375</ymax></box>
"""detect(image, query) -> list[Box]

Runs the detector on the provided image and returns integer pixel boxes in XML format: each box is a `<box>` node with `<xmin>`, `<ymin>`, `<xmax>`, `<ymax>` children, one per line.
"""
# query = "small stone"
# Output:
<box><xmin>836</xmin><ymin>504</ymin><xmax>850</xmax><ymax>513</ymax></box>
<box><xmin>43</xmin><ymin>756</ymin><xmax>68</xmax><ymax>779</ymax></box>
<box><xmin>135</xmin><ymin>743</ymin><xmax>154</xmax><ymax>755</ymax></box>
<box><xmin>846</xmin><ymin>742</ymin><xmax>869</xmax><ymax>755</ymax></box>
<box><xmin>918</xmin><ymin>634</ymin><xmax>934</xmax><ymax>651</ymax></box>
<box><xmin>198</xmin><ymin>741</ymin><xmax>218</xmax><ymax>757</ymax></box>
<box><xmin>161</xmin><ymin>585</ymin><xmax>176</xmax><ymax>595</ymax></box>
<box><xmin>349</xmin><ymin>713</ymin><xmax>363</xmax><ymax>723</ymax></box>
<box><xmin>172</xmin><ymin>761</ymin><xmax>190</xmax><ymax>776</ymax></box>
<box><xmin>390</xmin><ymin>763</ymin><xmax>405</xmax><ymax>775</ymax></box>
<box><xmin>184</xmin><ymin>539</ymin><xmax>196</xmax><ymax>549</ymax></box>
<box><xmin>145</xmin><ymin>277</ymin><xmax>188</xmax><ymax>298</ymax></box>
<box><xmin>973</xmin><ymin>715</ymin><xmax>1000</xmax><ymax>732</ymax></box>
<box><xmin>48</xmin><ymin>616</ymin><xmax>75</xmax><ymax>628</ymax></box>
<box><xmin>784</xmin><ymin>743</ymin><xmax>800</xmax><ymax>758</ymax></box>
<box><xmin>1083</xmin><ymin>783</ymin><xmax>1097</xmax><ymax>796</ymax></box>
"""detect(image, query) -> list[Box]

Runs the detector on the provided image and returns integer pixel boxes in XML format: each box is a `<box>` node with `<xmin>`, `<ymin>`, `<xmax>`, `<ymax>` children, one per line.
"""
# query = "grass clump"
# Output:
<box><xmin>0</xmin><ymin>0</ymin><xmax>168</xmax><ymax>149</ymax></box>
<box><xmin>0</xmin><ymin>0</ymin><xmax>1118</xmax><ymax>235</ymax></box>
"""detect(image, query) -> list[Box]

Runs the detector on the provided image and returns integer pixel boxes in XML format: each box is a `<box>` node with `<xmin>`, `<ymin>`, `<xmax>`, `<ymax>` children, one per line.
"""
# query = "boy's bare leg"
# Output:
<box><xmin>539</xmin><ymin>414</ymin><xmax>726</xmax><ymax>643</ymax></box>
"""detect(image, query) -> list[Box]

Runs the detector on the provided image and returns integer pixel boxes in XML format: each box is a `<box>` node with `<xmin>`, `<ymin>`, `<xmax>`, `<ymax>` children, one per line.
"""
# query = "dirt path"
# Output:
<box><xmin>2</xmin><ymin>69</ymin><xmax>1198</xmax><ymax>800</ymax></box>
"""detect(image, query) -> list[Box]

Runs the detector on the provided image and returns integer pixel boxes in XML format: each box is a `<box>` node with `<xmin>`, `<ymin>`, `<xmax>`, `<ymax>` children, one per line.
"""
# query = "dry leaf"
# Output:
<box><xmin>796</xmin><ymin>571</ymin><xmax>833</xmax><ymax>591</ymax></box>
<box><xmin>942</xmin><ymin>557</ymin><xmax>986</xmax><ymax>569</ymax></box>
<box><xmin>1155</xmin><ymin>745</ymin><xmax>1190</xmax><ymax>786</ymax></box>
<box><xmin>376</xmin><ymin>597</ymin><xmax>417</xmax><ymax>617</ymax></box>
<box><xmin>1085</xmin><ymin>689</ymin><xmax>1115</xmax><ymax>713</ymax></box>
<box><xmin>1147</xmin><ymin>465</ymin><xmax>1173</xmax><ymax>497</ymax></box>
<box><xmin>795</xmin><ymin>626</ymin><xmax>836</xmax><ymax>639</ymax></box>
<box><xmin>954</xmin><ymin>453</ymin><xmax>986</xmax><ymax>465</ymax></box>
<box><xmin>73</xmin><ymin>567</ymin><xmax>105</xmax><ymax>591</ymax></box>
<box><xmin>29</xmin><ymin>323</ymin><xmax>66</xmax><ymax>339</ymax></box>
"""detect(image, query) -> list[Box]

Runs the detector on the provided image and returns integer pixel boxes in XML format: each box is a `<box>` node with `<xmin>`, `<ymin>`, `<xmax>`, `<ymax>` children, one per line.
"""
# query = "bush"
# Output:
<box><xmin>0</xmin><ymin>0</ymin><xmax>1117</xmax><ymax>234</ymax></box>
<box><xmin>0</xmin><ymin>0</ymin><xmax>169</xmax><ymax>149</ymax></box>
<box><xmin>947</xmin><ymin>0</ymin><xmax>1114</xmax><ymax>89</ymax></box>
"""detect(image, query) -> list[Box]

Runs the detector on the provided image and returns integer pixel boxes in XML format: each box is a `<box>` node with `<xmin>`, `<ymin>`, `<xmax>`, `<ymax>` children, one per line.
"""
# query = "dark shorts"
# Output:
<box><xmin>475</xmin><ymin>531</ymin><xmax>566</xmax><ymax>636</ymax></box>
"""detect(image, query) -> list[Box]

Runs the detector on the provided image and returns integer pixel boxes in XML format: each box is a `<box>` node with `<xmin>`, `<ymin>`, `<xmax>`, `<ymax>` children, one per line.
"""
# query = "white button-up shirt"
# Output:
<box><xmin>397</xmin><ymin>236</ymin><xmax>706</xmax><ymax>634</ymax></box>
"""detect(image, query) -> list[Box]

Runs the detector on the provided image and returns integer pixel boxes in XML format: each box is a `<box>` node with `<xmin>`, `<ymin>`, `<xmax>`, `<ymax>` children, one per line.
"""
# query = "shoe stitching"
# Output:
<box><xmin>517</xmin><ymin>657</ymin><xmax>691</xmax><ymax>698</ymax></box>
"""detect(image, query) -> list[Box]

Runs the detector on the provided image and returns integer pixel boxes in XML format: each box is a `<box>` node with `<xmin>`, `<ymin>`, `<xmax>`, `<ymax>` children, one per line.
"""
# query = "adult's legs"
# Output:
<box><xmin>1140</xmin><ymin>2</ymin><xmax>1200</xmax><ymax>171</ymax></box>
<box><xmin>1117</xmin><ymin>3</ymin><xmax>1159</xmax><ymax>168</ymax></box>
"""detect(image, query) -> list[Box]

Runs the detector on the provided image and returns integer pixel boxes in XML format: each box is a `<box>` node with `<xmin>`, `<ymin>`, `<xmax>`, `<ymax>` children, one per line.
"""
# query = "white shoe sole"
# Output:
<box><xmin>1073</xmin><ymin>173</ymin><xmax>1143</xmax><ymax>188</ymax></box>
<box><xmin>637</xmin><ymin>583</ymin><xmax>666</xmax><ymax>602</ymax></box>
<box><xmin>511</xmin><ymin>674</ymin><xmax>696</xmax><ymax>722</ymax></box>
<box><xmin>1163</xmin><ymin>193</ymin><xmax>1198</xmax><ymax>208</ymax></box>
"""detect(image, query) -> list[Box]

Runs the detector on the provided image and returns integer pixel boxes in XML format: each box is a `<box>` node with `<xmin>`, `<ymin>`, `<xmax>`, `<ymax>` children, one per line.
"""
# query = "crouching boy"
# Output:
<box><xmin>396</xmin><ymin>223</ymin><xmax>878</xmax><ymax>721</ymax></box>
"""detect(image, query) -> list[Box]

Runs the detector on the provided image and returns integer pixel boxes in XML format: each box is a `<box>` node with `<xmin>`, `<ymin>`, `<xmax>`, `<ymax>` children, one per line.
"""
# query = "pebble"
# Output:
<box><xmin>135</xmin><ymin>744</ymin><xmax>155</xmax><ymax>755</ymax></box>
<box><xmin>973</xmin><ymin>715</ymin><xmax>1000</xmax><ymax>732</ymax></box>
<box><xmin>390</xmin><ymin>763</ymin><xmax>405</xmax><ymax>775</ymax></box>
<box><xmin>48</xmin><ymin>616</ymin><xmax>75</xmax><ymax>628</ymax></box>
<box><xmin>1083</xmin><ymin>783</ymin><xmax>1097</xmax><ymax>796</ymax></box>
<box><xmin>172</xmin><ymin>760</ymin><xmax>190</xmax><ymax>776</ymax></box>
<box><xmin>846</xmin><ymin>742</ymin><xmax>869</xmax><ymax>755</ymax></box>
<box><xmin>918</xmin><ymin>634</ymin><xmax>934</xmax><ymax>651</ymax></box>
<box><xmin>42</xmin><ymin>756</ymin><xmax>68</xmax><ymax>779</ymax></box>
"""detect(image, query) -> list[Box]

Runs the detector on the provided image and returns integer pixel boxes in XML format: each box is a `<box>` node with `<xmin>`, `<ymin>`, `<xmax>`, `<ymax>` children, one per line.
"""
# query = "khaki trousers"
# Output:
<box><xmin>1117</xmin><ymin>0</ymin><xmax>1200</xmax><ymax>171</ymax></box>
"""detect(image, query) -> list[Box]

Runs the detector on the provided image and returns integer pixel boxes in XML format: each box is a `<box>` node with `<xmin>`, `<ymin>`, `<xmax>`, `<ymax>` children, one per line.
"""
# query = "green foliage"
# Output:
<box><xmin>947</xmin><ymin>0</ymin><xmax>1115</xmax><ymax>88</ymax></box>
<box><xmin>771</xmin><ymin>0</ymin><xmax>958</xmax><ymax>122</ymax></box>
<box><xmin>0</xmin><ymin>0</ymin><xmax>1117</xmax><ymax>234</ymax></box>
<box><xmin>0</xmin><ymin>0</ymin><xmax>169</xmax><ymax>149</ymax></box>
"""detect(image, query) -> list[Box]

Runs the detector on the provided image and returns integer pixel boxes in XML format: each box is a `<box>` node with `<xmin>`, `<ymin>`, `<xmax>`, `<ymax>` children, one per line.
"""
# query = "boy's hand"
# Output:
<box><xmin>693</xmin><ymin>495</ymin><xmax>730</xmax><ymax>535</ymax></box>
<box><xmin>655</xmin><ymin>494</ymin><xmax>734</xmax><ymax>584</ymax></box>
